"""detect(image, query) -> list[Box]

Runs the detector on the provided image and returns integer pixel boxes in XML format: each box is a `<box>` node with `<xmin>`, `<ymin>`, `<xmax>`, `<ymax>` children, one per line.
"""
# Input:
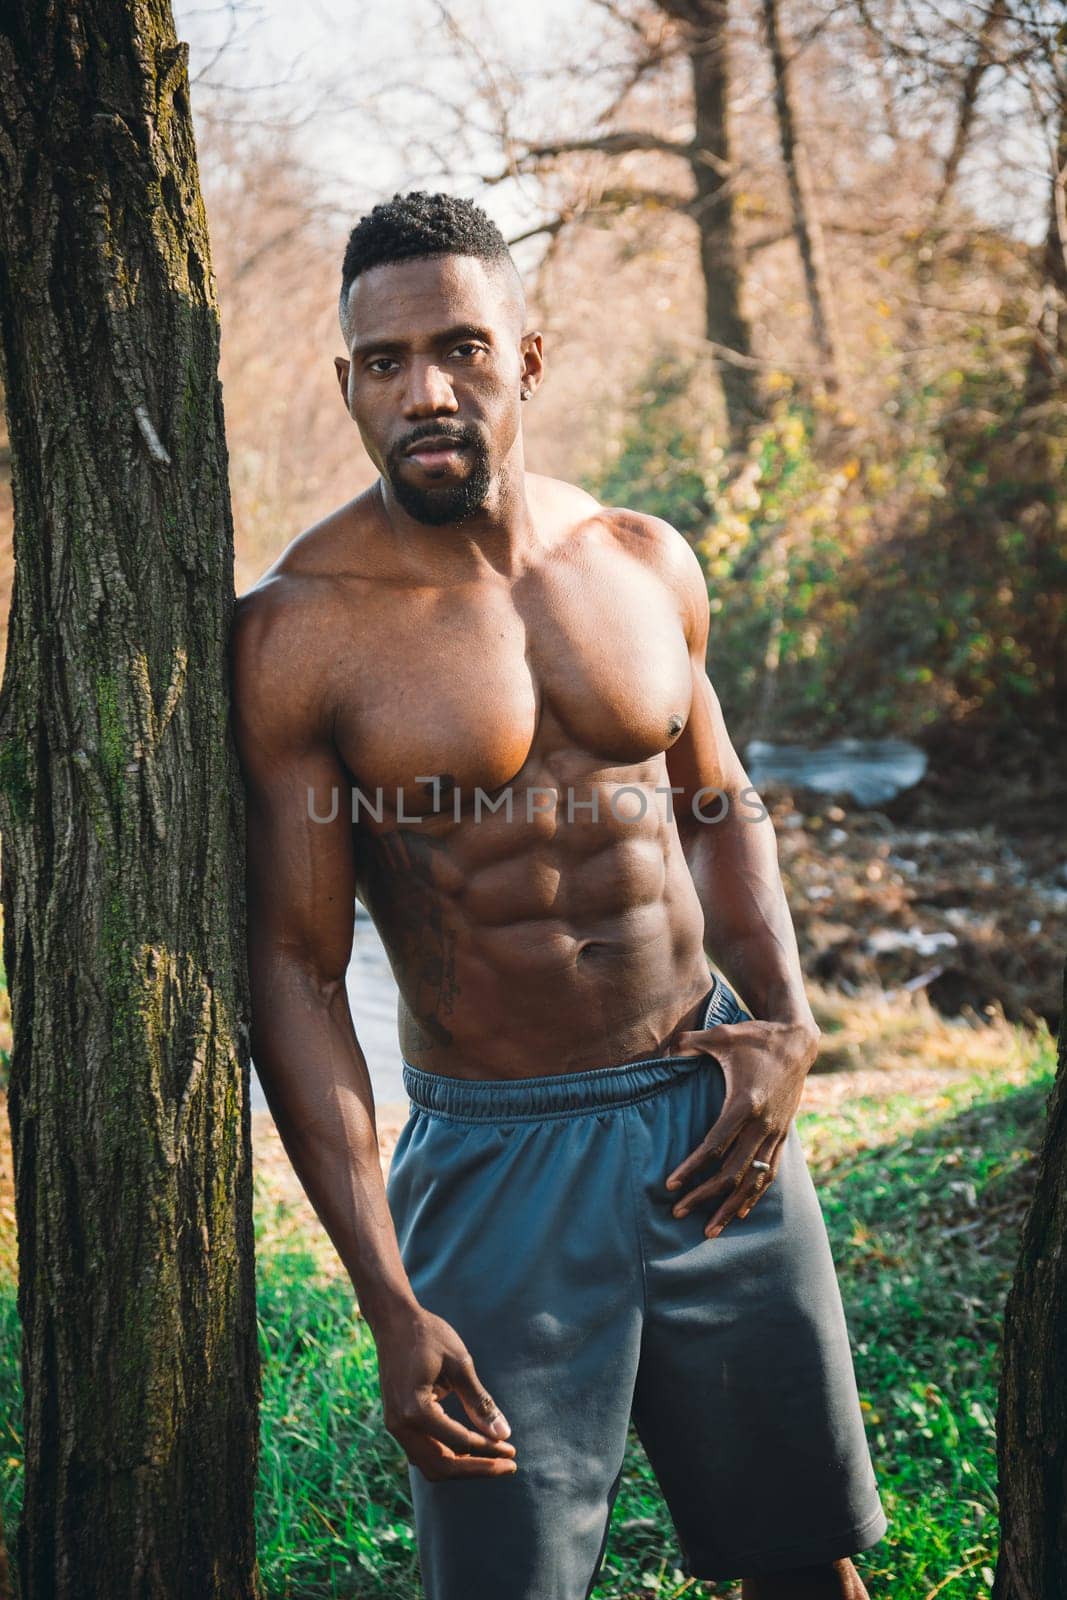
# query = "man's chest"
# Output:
<box><xmin>332</xmin><ymin>555</ymin><xmax>694</xmax><ymax>811</ymax></box>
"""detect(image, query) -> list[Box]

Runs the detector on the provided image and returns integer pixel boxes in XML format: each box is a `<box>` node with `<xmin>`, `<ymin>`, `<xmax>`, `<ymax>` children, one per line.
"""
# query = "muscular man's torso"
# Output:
<box><xmin>270</xmin><ymin>473</ymin><xmax>717</xmax><ymax>1079</ymax></box>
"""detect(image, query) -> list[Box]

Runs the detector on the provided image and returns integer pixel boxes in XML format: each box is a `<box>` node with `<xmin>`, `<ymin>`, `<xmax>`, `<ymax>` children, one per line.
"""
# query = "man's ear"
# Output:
<box><xmin>334</xmin><ymin>356</ymin><xmax>351</xmax><ymax>406</ymax></box>
<box><xmin>520</xmin><ymin>331</ymin><xmax>544</xmax><ymax>400</ymax></box>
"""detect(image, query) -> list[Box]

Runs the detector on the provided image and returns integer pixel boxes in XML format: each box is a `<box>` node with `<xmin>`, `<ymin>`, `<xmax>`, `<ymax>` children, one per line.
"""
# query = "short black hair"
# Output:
<box><xmin>339</xmin><ymin>191</ymin><xmax>520</xmax><ymax>332</ymax></box>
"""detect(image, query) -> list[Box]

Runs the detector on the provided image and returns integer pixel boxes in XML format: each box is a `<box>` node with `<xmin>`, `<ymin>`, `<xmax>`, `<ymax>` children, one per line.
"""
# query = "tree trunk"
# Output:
<box><xmin>994</xmin><ymin>957</ymin><xmax>1067</xmax><ymax>1598</ymax></box>
<box><xmin>689</xmin><ymin>3</ymin><xmax>765</xmax><ymax>444</ymax></box>
<box><xmin>1025</xmin><ymin>103</ymin><xmax>1067</xmax><ymax>409</ymax></box>
<box><xmin>691</xmin><ymin>15</ymin><xmax>764</xmax><ymax>443</ymax></box>
<box><xmin>761</xmin><ymin>0</ymin><xmax>842</xmax><ymax>393</ymax></box>
<box><xmin>0</xmin><ymin>5</ymin><xmax>262</xmax><ymax>1597</ymax></box>
<box><xmin>658</xmin><ymin>0</ymin><xmax>764</xmax><ymax>445</ymax></box>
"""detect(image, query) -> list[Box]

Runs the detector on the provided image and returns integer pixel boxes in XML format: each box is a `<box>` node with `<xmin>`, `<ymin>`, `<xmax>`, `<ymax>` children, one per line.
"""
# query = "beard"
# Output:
<box><xmin>384</xmin><ymin>427</ymin><xmax>493</xmax><ymax>526</ymax></box>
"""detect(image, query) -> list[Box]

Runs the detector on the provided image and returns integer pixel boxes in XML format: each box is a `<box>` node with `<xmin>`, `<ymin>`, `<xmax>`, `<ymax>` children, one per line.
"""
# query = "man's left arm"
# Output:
<box><xmin>661</xmin><ymin>531</ymin><xmax>821</xmax><ymax>1237</ymax></box>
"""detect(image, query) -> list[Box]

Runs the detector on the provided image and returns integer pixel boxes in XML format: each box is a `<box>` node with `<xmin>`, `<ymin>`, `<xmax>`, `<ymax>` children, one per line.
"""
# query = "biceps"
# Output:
<box><xmin>244</xmin><ymin>757</ymin><xmax>356</xmax><ymax>986</ymax></box>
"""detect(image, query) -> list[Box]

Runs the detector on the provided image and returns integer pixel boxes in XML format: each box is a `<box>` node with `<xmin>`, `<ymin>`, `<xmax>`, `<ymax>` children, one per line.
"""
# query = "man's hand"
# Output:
<box><xmin>376</xmin><ymin>1305</ymin><xmax>518</xmax><ymax>1482</ymax></box>
<box><xmin>665</xmin><ymin>1018</ymin><xmax>820</xmax><ymax>1239</ymax></box>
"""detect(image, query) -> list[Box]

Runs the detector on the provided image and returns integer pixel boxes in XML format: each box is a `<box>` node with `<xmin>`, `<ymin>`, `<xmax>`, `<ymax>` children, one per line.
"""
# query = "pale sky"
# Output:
<box><xmin>174</xmin><ymin>0</ymin><xmax>595</xmax><ymax>263</ymax></box>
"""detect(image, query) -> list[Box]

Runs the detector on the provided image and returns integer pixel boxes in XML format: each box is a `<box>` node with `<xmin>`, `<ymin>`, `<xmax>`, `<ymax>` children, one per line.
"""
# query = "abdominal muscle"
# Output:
<box><xmin>358</xmin><ymin>769</ymin><xmax>714</xmax><ymax>1080</ymax></box>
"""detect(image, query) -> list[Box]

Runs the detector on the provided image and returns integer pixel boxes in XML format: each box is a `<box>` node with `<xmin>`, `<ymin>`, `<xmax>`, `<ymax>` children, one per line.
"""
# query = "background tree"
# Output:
<box><xmin>659</xmin><ymin>0</ymin><xmax>766</xmax><ymax>437</ymax></box>
<box><xmin>474</xmin><ymin>0</ymin><xmax>766</xmax><ymax>444</ymax></box>
<box><xmin>1025</xmin><ymin>95</ymin><xmax>1067</xmax><ymax>407</ymax></box>
<box><xmin>994</xmin><ymin>957</ymin><xmax>1067</xmax><ymax>1599</ymax></box>
<box><xmin>0</xmin><ymin>3</ymin><xmax>262</xmax><ymax>1595</ymax></box>
<box><xmin>760</xmin><ymin>0</ymin><xmax>842</xmax><ymax>392</ymax></box>
<box><xmin>993</xmin><ymin>33</ymin><xmax>1067</xmax><ymax>1581</ymax></box>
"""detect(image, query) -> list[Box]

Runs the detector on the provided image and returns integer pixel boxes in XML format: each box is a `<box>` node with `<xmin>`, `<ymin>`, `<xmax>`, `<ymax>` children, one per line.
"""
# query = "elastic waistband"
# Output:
<box><xmin>400</xmin><ymin>973</ymin><xmax>751</xmax><ymax>1123</ymax></box>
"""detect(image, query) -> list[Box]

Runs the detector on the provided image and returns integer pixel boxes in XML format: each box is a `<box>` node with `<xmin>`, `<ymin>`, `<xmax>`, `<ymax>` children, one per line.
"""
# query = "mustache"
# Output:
<box><xmin>394</xmin><ymin>422</ymin><xmax>480</xmax><ymax>455</ymax></box>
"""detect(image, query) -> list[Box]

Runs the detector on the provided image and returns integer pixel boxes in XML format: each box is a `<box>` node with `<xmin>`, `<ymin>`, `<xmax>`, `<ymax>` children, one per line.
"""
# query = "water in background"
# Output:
<box><xmin>250</xmin><ymin>902</ymin><xmax>406</xmax><ymax>1112</ymax></box>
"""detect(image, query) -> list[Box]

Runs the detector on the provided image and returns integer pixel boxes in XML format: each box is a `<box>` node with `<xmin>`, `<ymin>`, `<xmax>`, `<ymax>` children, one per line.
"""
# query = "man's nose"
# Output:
<box><xmin>402</xmin><ymin>360</ymin><xmax>458</xmax><ymax>417</ymax></box>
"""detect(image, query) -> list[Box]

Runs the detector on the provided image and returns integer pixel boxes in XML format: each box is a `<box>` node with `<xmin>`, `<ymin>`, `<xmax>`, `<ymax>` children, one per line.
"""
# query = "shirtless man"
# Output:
<box><xmin>230</xmin><ymin>192</ymin><xmax>887</xmax><ymax>1600</ymax></box>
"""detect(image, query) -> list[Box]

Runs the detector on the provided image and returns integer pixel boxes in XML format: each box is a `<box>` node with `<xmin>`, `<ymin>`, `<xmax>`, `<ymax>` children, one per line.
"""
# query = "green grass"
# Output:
<box><xmin>254</xmin><ymin>1207</ymin><xmax>417</xmax><ymax>1596</ymax></box>
<box><xmin>0</xmin><ymin>1022</ymin><xmax>1057</xmax><ymax>1598</ymax></box>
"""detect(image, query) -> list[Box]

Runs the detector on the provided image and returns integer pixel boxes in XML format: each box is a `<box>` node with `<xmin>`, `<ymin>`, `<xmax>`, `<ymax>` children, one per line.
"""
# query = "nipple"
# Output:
<box><xmin>667</xmin><ymin>714</ymin><xmax>684</xmax><ymax>740</ymax></box>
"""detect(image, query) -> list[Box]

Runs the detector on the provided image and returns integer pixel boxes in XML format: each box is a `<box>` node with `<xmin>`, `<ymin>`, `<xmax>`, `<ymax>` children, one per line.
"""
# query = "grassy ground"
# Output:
<box><xmin>0</xmin><ymin>992</ymin><xmax>1057</xmax><ymax>1598</ymax></box>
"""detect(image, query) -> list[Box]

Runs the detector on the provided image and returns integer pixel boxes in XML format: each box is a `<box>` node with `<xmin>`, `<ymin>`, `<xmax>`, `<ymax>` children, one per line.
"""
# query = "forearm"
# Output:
<box><xmin>250</xmin><ymin>955</ymin><xmax>419</xmax><ymax>1333</ymax></box>
<box><xmin>678</xmin><ymin>802</ymin><xmax>817</xmax><ymax>1036</ymax></box>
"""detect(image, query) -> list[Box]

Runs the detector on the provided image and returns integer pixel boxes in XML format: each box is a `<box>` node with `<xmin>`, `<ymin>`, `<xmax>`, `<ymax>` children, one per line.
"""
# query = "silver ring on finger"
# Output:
<box><xmin>751</xmin><ymin>1159</ymin><xmax>771</xmax><ymax>1172</ymax></box>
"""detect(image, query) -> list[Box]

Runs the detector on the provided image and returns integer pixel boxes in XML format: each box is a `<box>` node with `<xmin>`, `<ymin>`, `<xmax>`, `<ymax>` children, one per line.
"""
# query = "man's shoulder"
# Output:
<box><xmin>575</xmin><ymin>492</ymin><xmax>709</xmax><ymax>649</ymax></box>
<box><xmin>529</xmin><ymin>475</ymin><xmax>700</xmax><ymax>573</ymax></box>
<box><xmin>598</xmin><ymin>503</ymin><xmax>697</xmax><ymax>570</ymax></box>
<box><xmin>242</xmin><ymin>488</ymin><xmax>385</xmax><ymax>593</ymax></box>
<box><xmin>231</xmin><ymin>562</ymin><xmax>334</xmax><ymax>690</ymax></box>
<box><xmin>230</xmin><ymin>573</ymin><xmax>332</xmax><ymax>758</ymax></box>
<box><xmin>558</xmin><ymin>486</ymin><xmax>706</xmax><ymax>606</ymax></box>
<box><xmin>231</xmin><ymin>497</ymin><xmax>381</xmax><ymax>747</ymax></box>
<box><xmin>233</xmin><ymin>488</ymin><xmax>387</xmax><ymax>644</ymax></box>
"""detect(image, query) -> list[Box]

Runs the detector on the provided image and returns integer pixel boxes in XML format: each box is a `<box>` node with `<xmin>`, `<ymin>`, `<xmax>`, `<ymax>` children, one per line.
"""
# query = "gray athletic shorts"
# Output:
<box><xmin>386</xmin><ymin>973</ymin><xmax>888</xmax><ymax>1598</ymax></box>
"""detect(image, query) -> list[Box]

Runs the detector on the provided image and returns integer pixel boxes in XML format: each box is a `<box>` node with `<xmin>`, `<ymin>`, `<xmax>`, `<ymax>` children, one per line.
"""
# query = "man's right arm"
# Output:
<box><xmin>229</xmin><ymin>579</ymin><xmax>515</xmax><ymax>1479</ymax></box>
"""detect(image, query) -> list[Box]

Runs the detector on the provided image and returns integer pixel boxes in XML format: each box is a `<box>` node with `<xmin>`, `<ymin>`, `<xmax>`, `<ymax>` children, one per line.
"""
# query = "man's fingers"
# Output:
<box><xmin>429</xmin><ymin>1452</ymin><xmax>518</xmax><ymax>1479</ymax></box>
<box><xmin>735</xmin><ymin>1142</ymin><xmax>783</xmax><ymax>1218</ymax></box>
<box><xmin>705</xmin><ymin>1138</ymin><xmax>780</xmax><ymax>1237</ymax></box>
<box><xmin>670</xmin><ymin>1133</ymin><xmax>780</xmax><ymax>1223</ymax></box>
<box><xmin>675</xmin><ymin>1024</ymin><xmax>733</xmax><ymax>1056</ymax></box>
<box><xmin>411</xmin><ymin>1435</ymin><xmax>519</xmax><ymax>1481</ymax></box>
<box><xmin>665</xmin><ymin>1109</ymin><xmax>746</xmax><ymax>1190</ymax></box>
<box><xmin>735</xmin><ymin>1137</ymin><xmax>783</xmax><ymax>1222</ymax></box>
<box><xmin>395</xmin><ymin>1394</ymin><xmax>516</xmax><ymax>1459</ymax></box>
<box><xmin>448</xmin><ymin>1355</ymin><xmax>512</xmax><ymax>1440</ymax></box>
<box><xmin>665</xmin><ymin>1104</ymin><xmax>747</xmax><ymax>1187</ymax></box>
<box><xmin>670</xmin><ymin>1161</ymin><xmax>748</xmax><ymax>1218</ymax></box>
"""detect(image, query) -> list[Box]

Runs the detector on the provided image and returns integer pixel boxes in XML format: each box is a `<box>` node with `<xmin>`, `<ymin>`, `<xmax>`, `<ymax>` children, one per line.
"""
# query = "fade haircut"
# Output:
<box><xmin>338</xmin><ymin>190</ymin><xmax>524</xmax><ymax>336</ymax></box>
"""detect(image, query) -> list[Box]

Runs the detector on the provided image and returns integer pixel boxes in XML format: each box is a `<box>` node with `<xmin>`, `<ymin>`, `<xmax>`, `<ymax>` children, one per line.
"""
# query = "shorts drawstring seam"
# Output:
<box><xmin>399</xmin><ymin>976</ymin><xmax>749</xmax><ymax>1124</ymax></box>
<box><xmin>402</xmin><ymin>1063</ymin><xmax>707</xmax><ymax>1127</ymax></box>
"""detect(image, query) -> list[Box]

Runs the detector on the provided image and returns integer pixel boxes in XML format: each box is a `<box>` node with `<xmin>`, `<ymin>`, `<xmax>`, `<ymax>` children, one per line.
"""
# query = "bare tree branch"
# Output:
<box><xmin>486</xmin><ymin>129</ymin><xmax>696</xmax><ymax>186</ymax></box>
<box><xmin>933</xmin><ymin>0</ymin><xmax>1010</xmax><ymax>220</ymax></box>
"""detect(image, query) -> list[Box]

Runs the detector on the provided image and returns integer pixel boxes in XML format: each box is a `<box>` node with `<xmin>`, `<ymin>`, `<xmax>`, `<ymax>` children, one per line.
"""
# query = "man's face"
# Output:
<box><xmin>335</xmin><ymin>254</ymin><xmax>542</xmax><ymax>526</ymax></box>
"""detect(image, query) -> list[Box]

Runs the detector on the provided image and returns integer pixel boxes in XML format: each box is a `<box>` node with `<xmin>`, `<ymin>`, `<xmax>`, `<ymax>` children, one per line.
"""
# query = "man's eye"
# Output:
<box><xmin>367</xmin><ymin>358</ymin><xmax>398</xmax><ymax>374</ymax></box>
<box><xmin>450</xmin><ymin>342</ymin><xmax>483</xmax><ymax>359</ymax></box>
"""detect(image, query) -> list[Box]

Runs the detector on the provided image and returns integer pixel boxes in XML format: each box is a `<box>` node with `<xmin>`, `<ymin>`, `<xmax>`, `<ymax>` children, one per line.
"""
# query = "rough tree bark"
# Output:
<box><xmin>994</xmin><ymin>958</ymin><xmax>1067</xmax><ymax>1598</ymax></box>
<box><xmin>760</xmin><ymin>0</ymin><xmax>842</xmax><ymax>393</ymax></box>
<box><xmin>0</xmin><ymin>5</ymin><xmax>262</xmax><ymax>1597</ymax></box>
